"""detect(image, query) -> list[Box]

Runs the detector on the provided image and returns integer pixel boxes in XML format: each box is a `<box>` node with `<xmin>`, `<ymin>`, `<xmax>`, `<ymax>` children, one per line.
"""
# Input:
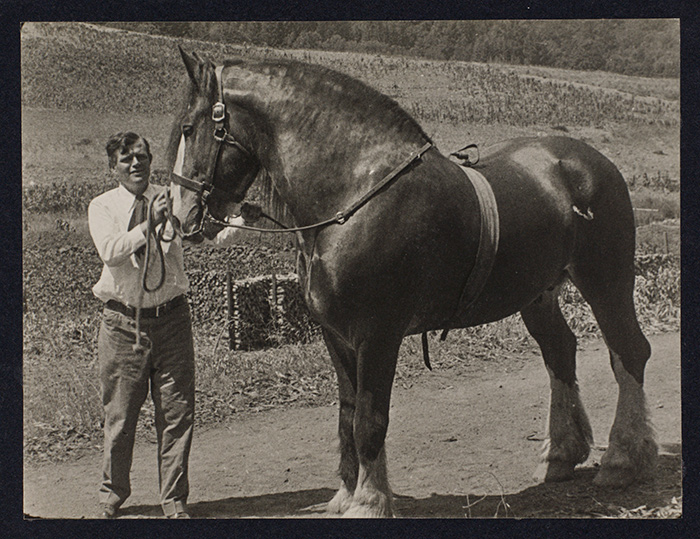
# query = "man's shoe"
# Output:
<box><xmin>167</xmin><ymin>511</ymin><xmax>191</xmax><ymax>519</ymax></box>
<box><xmin>99</xmin><ymin>503</ymin><xmax>118</xmax><ymax>519</ymax></box>
<box><xmin>163</xmin><ymin>500</ymin><xmax>190</xmax><ymax>518</ymax></box>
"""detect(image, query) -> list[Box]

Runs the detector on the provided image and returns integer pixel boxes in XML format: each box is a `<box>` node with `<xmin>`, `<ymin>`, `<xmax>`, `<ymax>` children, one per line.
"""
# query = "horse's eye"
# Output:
<box><xmin>182</xmin><ymin>124</ymin><xmax>194</xmax><ymax>137</ymax></box>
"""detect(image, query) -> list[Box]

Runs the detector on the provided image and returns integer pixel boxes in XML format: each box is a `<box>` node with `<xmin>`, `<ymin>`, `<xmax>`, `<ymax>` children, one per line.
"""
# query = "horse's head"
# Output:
<box><xmin>169</xmin><ymin>47</ymin><xmax>261</xmax><ymax>240</ymax></box>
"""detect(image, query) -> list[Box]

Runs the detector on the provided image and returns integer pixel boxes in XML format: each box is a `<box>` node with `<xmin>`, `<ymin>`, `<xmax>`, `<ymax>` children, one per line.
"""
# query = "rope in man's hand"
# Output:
<box><xmin>131</xmin><ymin>194</ymin><xmax>265</xmax><ymax>353</ymax></box>
<box><xmin>133</xmin><ymin>190</ymin><xmax>176</xmax><ymax>354</ymax></box>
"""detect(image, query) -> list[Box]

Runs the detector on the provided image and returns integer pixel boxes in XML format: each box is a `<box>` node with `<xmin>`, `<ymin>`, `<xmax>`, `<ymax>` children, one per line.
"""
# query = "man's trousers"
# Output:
<box><xmin>97</xmin><ymin>301</ymin><xmax>194</xmax><ymax>515</ymax></box>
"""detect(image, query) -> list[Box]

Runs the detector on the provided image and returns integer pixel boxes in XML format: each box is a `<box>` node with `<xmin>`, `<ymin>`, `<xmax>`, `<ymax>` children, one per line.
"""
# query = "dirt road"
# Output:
<box><xmin>23</xmin><ymin>332</ymin><xmax>681</xmax><ymax>519</ymax></box>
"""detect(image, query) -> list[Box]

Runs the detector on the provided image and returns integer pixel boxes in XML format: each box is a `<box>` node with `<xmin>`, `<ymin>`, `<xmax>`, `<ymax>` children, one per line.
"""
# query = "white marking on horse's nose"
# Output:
<box><xmin>173</xmin><ymin>134</ymin><xmax>186</xmax><ymax>176</ymax></box>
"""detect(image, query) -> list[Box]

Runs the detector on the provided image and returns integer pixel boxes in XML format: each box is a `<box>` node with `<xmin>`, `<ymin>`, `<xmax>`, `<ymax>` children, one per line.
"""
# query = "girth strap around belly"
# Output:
<box><xmin>421</xmin><ymin>165</ymin><xmax>500</xmax><ymax>369</ymax></box>
<box><xmin>441</xmin><ymin>165</ymin><xmax>500</xmax><ymax>339</ymax></box>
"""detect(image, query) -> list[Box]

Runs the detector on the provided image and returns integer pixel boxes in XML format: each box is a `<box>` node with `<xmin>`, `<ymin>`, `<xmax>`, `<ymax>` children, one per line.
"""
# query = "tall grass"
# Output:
<box><xmin>23</xmin><ymin>313</ymin><xmax>103</xmax><ymax>459</ymax></box>
<box><xmin>631</xmin><ymin>190</ymin><xmax>680</xmax><ymax>223</ymax></box>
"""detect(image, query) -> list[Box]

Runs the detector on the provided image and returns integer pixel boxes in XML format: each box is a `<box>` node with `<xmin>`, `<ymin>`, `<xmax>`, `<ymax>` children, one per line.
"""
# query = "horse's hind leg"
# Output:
<box><xmin>521</xmin><ymin>285</ymin><xmax>594</xmax><ymax>482</ymax></box>
<box><xmin>569</xmin><ymin>247</ymin><xmax>656</xmax><ymax>487</ymax></box>
<box><xmin>322</xmin><ymin>329</ymin><xmax>357</xmax><ymax>514</ymax></box>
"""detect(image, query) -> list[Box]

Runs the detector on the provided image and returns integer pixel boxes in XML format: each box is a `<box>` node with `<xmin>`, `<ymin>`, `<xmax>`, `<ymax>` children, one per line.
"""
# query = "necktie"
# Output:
<box><xmin>128</xmin><ymin>195</ymin><xmax>148</xmax><ymax>260</ymax></box>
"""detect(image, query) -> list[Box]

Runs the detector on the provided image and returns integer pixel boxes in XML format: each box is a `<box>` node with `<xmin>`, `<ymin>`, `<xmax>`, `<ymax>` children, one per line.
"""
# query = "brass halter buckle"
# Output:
<box><xmin>212</xmin><ymin>101</ymin><xmax>228</xmax><ymax>142</ymax></box>
<box><xmin>212</xmin><ymin>102</ymin><xmax>226</xmax><ymax>122</ymax></box>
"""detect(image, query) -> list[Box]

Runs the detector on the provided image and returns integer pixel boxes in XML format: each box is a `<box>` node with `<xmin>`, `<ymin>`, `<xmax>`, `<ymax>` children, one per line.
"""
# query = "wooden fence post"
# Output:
<box><xmin>270</xmin><ymin>273</ymin><xmax>278</xmax><ymax>341</ymax></box>
<box><xmin>226</xmin><ymin>270</ymin><xmax>234</xmax><ymax>350</ymax></box>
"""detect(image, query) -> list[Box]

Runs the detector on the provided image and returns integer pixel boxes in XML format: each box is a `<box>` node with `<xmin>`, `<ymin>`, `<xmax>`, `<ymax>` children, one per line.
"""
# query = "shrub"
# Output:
<box><xmin>22</xmin><ymin>169</ymin><xmax>172</xmax><ymax>215</ymax></box>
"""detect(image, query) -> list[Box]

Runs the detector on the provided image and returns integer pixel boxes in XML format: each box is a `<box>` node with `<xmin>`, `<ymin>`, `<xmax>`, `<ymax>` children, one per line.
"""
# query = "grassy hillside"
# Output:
<box><xmin>22</xmin><ymin>22</ymin><xmax>680</xmax><ymax>115</ymax></box>
<box><xmin>22</xmin><ymin>22</ymin><xmax>679</xmax><ymax>189</ymax></box>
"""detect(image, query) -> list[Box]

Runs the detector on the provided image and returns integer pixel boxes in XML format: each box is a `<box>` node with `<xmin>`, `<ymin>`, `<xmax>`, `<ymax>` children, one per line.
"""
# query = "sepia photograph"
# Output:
<box><xmin>21</xmin><ymin>20</ymin><xmax>680</xmax><ymax>520</ymax></box>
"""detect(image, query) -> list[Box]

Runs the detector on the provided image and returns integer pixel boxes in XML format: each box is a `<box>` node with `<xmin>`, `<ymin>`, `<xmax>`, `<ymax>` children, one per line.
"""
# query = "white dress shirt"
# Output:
<box><xmin>88</xmin><ymin>183</ymin><xmax>245</xmax><ymax>307</ymax></box>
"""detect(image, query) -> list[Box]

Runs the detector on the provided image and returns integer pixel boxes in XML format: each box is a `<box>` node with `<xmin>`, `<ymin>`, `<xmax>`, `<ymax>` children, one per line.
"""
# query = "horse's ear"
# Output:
<box><xmin>194</xmin><ymin>51</ymin><xmax>216</xmax><ymax>72</ymax></box>
<box><xmin>179</xmin><ymin>46</ymin><xmax>203</xmax><ymax>86</ymax></box>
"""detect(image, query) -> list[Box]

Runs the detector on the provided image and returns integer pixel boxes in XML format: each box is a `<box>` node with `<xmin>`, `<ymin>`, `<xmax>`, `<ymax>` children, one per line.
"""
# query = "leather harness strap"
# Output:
<box><xmin>442</xmin><ymin>165</ymin><xmax>500</xmax><ymax>336</ymax></box>
<box><xmin>421</xmin><ymin>164</ymin><xmax>499</xmax><ymax>369</ymax></box>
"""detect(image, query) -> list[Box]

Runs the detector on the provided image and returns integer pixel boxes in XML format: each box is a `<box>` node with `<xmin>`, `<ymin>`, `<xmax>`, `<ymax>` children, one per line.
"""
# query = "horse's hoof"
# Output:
<box><xmin>327</xmin><ymin>486</ymin><xmax>353</xmax><ymax>514</ymax></box>
<box><xmin>594</xmin><ymin>441</ymin><xmax>657</xmax><ymax>488</ymax></box>
<box><xmin>342</xmin><ymin>501</ymin><xmax>393</xmax><ymax>518</ymax></box>
<box><xmin>533</xmin><ymin>460</ymin><xmax>576</xmax><ymax>483</ymax></box>
<box><xmin>593</xmin><ymin>466</ymin><xmax>640</xmax><ymax>488</ymax></box>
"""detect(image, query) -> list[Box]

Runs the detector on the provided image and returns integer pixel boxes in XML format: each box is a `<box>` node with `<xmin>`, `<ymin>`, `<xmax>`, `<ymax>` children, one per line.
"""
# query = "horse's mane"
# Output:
<box><xmin>223</xmin><ymin>57</ymin><xmax>433</xmax><ymax>226</ymax></box>
<box><xmin>225</xmin><ymin>57</ymin><xmax>432</xmax><ymax>145</ymax></box>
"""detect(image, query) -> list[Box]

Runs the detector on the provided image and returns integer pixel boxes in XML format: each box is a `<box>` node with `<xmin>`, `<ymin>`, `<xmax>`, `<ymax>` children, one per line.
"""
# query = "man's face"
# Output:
<box><xmin>111</xmin><ymin>139</ymin><xmax>151</xmax><ymax>195</ymax></box>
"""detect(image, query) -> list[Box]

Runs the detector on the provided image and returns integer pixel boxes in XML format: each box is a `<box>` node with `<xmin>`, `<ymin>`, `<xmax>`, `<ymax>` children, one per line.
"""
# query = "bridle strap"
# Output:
<box><xmin>171</xmin><ymin>172</ymin><xmax>207</xmax><ymax>194</ymax></box>
<box><xmin>216</xmin><ymin>64</ymin><xmax>225</xmax><ymax>102</ymax></box>
<box><xmin>213</xmin><ymin>64</ymin><xmax>252</xmax><ymax>158</ymax></box>
<box><xmin>206</xmin><ymin>141</ymin><xmax>433</xmax><ymax>234</ymax></box>
<box><xmin>337</xmin><ymin>141</ymin><xmax>432</xmax><ymax>224</ymax></box>
<box><xmin>169</xmin><ymin>63</ymin><xmax>253</xmax><ymax>198</ymax></box>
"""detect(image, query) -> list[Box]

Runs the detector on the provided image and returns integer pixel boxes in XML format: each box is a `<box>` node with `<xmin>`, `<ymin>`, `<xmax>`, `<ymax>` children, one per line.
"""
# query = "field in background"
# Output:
<box><xmin>22</xmin><ymin>23</ymin><xmax>680</xmax><ymax>464</ymax></box>
<box><xmin>22</xmin><ymin>23</ymin><xmax>679</xmax><ymax>185</ymax></box>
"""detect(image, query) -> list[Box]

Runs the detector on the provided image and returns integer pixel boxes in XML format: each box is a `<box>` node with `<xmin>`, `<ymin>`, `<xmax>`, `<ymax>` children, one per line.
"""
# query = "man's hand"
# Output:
<box><xmin>240</xmin><ymin>203</ymin><xmax>263</xmax><ymax>225</ymax></box>
<box><xmin>150</xmin><ymin>191</ymin><xmax>170</xmax><ymax>227</ymax></box>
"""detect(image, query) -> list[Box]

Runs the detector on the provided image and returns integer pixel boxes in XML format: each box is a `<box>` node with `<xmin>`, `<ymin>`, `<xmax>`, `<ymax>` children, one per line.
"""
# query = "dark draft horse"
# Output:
<box><xmin>169</xmin><ymin>48</ymin><xmax>656</xmax><ymax>517</ymax></box>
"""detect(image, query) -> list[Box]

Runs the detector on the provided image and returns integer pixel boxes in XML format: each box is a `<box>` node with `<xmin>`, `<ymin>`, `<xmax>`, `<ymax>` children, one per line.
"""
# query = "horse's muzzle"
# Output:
<box><xmin>184</xmin><ymin>231</ymin><xmax>204</xmax><ymax>243</ymax></box>
<box><xmin>175</xmin><ymin>205</ymin><xmax>205</xmax><ymax>241</ymax></box>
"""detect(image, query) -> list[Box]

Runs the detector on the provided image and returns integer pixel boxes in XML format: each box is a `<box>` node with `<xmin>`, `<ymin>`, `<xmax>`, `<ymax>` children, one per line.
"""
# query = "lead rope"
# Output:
<box><xmin>133</xmin><ymin>192</ymin><xmax>177</xmax><ymax>354</ymax></box>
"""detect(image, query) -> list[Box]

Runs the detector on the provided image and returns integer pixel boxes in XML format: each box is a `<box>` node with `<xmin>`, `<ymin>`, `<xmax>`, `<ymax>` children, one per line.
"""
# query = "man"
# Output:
<box><xmin>88</xmin><ymin>132</ymin><xmax>258</xmax><ymax>519</ymax></box>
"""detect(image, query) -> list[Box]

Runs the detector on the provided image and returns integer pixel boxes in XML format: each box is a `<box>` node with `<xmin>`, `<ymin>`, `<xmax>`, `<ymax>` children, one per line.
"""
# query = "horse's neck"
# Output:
<box><xmin>254</xmin><ymin>86</ymin><xmax>422</xmax><ymax>225</ymax></box>
<box><xmin>268</xmin><ymin>132</ymin><xmax>408</xmax><ymax>226</ymax></box>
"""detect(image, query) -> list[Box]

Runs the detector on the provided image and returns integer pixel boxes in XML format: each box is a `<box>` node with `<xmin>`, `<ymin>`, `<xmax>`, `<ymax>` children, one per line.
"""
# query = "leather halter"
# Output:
<box><xmin>171</xmin><ymin>63</ymin><xmax>434</xmax><ymax>236</ymax></box>
<box><xmin>170</xmin><ymin>64</ymin><xmax>253</xmax><ymax>235</ymax></box>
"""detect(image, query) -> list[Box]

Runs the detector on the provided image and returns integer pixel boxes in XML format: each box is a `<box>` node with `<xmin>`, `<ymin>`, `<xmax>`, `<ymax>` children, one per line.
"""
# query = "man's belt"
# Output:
<box><xmin>105</xmin><ymin>295</ymin><xmax>187</xmax><ymax>319</ymax></box>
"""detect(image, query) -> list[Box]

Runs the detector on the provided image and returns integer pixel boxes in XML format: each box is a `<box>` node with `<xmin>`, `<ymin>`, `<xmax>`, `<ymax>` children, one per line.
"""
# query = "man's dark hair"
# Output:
<box><xmin>105</xmin><ymin>132</ymin><xmax>153</xmax><ymax>169</ymax></box>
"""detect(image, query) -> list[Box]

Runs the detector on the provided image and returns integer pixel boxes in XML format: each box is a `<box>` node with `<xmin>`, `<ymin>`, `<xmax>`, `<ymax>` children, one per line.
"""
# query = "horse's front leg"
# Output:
<box><xmin>322</xmin><ymin>329</ymin><xmax>358</xmax><ymax>514</ymax></box>
<box><xmin>343</xmin><ymin>336</ymin><xmax>400</xmax><ymax>518</ymax></box>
